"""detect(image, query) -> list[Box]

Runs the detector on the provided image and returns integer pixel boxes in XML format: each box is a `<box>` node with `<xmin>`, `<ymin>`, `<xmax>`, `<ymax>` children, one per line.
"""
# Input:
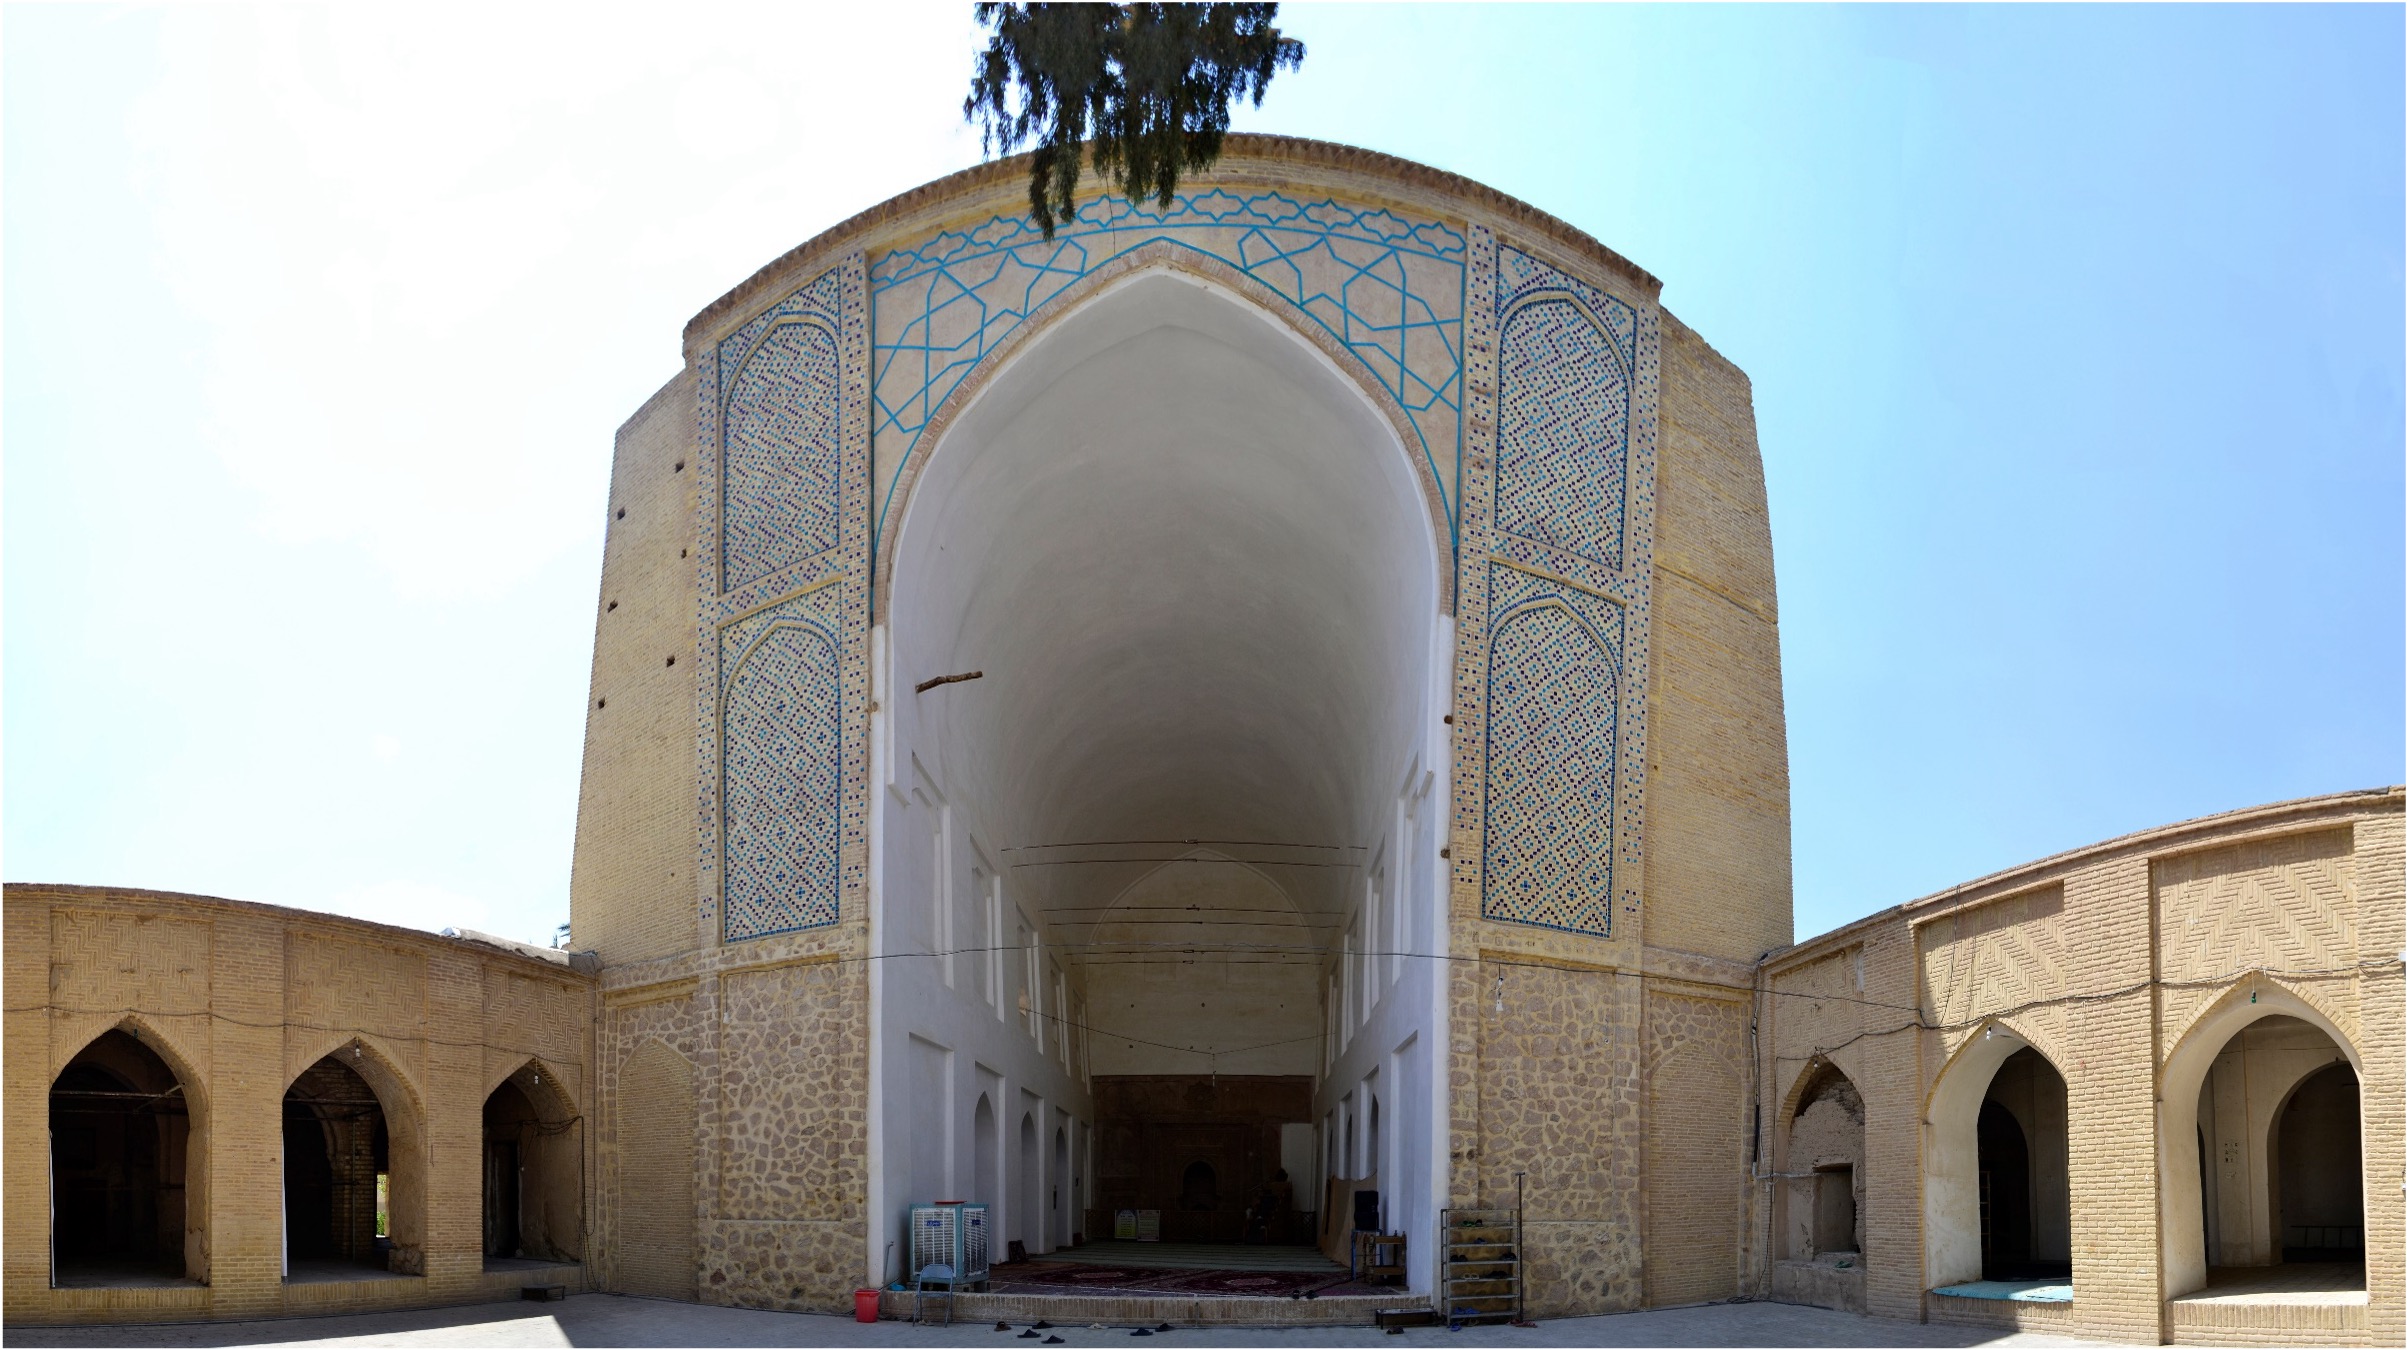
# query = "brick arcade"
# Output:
<box><xmin>5</xmin><ymin>139</ymin><xmax>2397</xmax><ymax>1345</ymax></box>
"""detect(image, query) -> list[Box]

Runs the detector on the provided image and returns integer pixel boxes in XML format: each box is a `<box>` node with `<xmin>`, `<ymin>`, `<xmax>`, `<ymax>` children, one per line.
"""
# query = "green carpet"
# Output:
<box><xmin>1047</xmin><ymin>1241</ymin><xmax>1342</xmax><ymax>1273</ymax></box>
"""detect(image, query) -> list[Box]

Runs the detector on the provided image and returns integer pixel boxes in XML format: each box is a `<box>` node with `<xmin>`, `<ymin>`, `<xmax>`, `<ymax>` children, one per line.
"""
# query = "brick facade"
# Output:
<box><xmin>1762</xmin><ymin>788</ymin><xmax>2403</xmax><ymax>1345</ymax></box>
<box><xmin>10</xmin><ymin>140</ymin><xmax>2394</xmax><ymax>1344</ymax></box>
<box><xmin>4</xmin><ymin>886</ymin><xmax>595</xmax><ymax>1325</ymax></box>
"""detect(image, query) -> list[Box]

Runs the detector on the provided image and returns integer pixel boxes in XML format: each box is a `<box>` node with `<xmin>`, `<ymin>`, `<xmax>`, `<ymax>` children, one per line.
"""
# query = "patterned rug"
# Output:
<box><xmin>987</xmin><ymin>1261</ymin><xmax>1383</xmax><ymax>1299</ymax></box>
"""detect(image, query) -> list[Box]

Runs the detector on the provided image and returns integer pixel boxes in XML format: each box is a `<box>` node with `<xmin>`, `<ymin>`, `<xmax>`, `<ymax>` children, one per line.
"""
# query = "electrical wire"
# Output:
<box><xmin>20</xmin><ymin>941</ymin><xmax>2387</xmax><ymax>1087</ymax></box>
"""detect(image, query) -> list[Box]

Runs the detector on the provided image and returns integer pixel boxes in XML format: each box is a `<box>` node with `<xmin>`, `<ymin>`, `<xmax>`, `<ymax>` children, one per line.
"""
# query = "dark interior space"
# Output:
<box><xmin>1977</xmin><ymin>1099</ymin><xmax>2034</xmax><ymax>1278</ymax></box>
<box><xmin>2275</xmin><ymin>1064</ymin><xmax>2365</xmax><ymax>1265</ymax></box>
<box><xmin>481</xmin><ymin>1068</ymin><xmax>582</xmax><ymax>1266</ymax></box>
<box><xmin>1090</xmin><ymin>1075</ymin><xmax>1312</xmax><ymax>1244</ymax></box>
<box><xmin>49</xmin><ymin>1029</ymin><xmax>191</xmax><ymax>1285</ymax></box>
<box><xmin>283</xmin><ymin>1053</ymin><xmax>391</xmax><ymax>1275</ymax></box>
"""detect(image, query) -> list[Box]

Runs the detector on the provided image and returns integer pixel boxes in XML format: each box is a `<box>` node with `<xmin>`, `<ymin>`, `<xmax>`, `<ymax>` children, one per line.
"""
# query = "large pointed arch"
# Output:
<box><xmin>875</xmin><ymin>240</ymin><xmax>1452</xmax><ymax>1280</ymax></box>
<box><xmin>877</xmin><ymin>242</ymin><xmax>1454</xmax><ymax>616</ymax></box>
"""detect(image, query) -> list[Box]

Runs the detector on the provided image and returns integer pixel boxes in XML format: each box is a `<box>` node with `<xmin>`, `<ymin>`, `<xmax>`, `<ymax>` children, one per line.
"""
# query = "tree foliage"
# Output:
<box><xmin>965</xmin><ymin>4</ymin><xmax>1305</xmax><ymax>238</ymax></box>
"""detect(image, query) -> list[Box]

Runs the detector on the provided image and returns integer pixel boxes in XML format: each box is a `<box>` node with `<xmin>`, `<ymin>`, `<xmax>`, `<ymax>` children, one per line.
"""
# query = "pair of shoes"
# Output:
<box><xmin>996</xmin><ymin>1322</ymin><xmax>1015</xmax><ymax>1333</ymax></box>
<box><xmin>1019</xmin><ymin>1331</ymin><xmax>1041</xmax><ymax>1340</ymax></box>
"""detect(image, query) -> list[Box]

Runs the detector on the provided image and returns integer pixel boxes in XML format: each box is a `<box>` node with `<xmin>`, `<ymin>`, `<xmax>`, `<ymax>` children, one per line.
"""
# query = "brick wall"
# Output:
<box><xmin>1645</xmin><ymin>312</ymin><xmax>1792</xmax><ymax>965</ymax></box>
<box><xmin>3</xmin><ymin>885</ymin><xmax>594</xmax><ymax>1326</ymax></box>
<box><xmin>570</xmin><ymin>372</ymin><xmax>701</xmax><ymax>968</ymax></box>
<box><xmin>1758</xmin><ymin>789</ymin><xmax>2403</xmax><ymax>1346</ymax></box>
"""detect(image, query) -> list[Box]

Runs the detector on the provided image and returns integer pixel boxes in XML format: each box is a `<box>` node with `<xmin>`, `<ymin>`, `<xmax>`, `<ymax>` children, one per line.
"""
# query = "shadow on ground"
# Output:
<box><xmin>5</xmin><ymin>1292</ymin><xmax>2115</xmax><ymax>1348</ymax></box>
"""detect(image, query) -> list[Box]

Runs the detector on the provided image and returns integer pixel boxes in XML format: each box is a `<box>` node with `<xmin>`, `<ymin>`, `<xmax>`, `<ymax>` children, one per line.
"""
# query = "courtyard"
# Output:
<box><xmin>8</xmin><ymin>1293</ymin><xmax>2116</xmax><ymax>1349</ymax></box>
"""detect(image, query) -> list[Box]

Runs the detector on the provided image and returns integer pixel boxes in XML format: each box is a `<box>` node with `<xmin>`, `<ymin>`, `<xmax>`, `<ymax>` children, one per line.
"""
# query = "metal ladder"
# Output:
<box><xmin>1439</xmin><ymin>1206</ymin><xmax>1522</xmax><ymax>1329</ymax></box>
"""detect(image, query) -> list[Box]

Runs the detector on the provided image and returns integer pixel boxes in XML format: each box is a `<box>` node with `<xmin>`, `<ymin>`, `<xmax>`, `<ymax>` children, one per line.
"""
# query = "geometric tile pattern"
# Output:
<box><xmin>1463</xmin><ymin>239</ymin><xmax>1656</xmax><ymax>938</ymax></box>
<box><xmin>694</xmin><ymin>254</ymin><xmax>870</xmax><ymax>950</ymax></box>
<box><xmin>718</xmin><ymin>267</ymin><xmax>847</xmax><ymax>594</ymax></box>
<box><xmin>868</xmin><ymin>189</ymin><xmax>1465</xmax><ymax>555</ymax></box>
<box><xmin>720</xmin><ymin>606</ymin><xmax>844</xmax><ymax>939</ymax></box>
<box><xmin>1497</xmin><ymin>295</ymin><xmax>1630</xmax><ymax>571</ymax></box>
<box><xmin>1483</xmin><ymin>564</ymin><xmax>1623</xmax><ymax>936</ymax></box>
<box><xmin>1499</xmin><ymin>245</ymin><xmax>1638</xmax><ymax>353</ymax></box>
<box><xmin>1464</xmin><ymin>235</ymin><xmax>1661</xmax><ymax>943</ymax></box>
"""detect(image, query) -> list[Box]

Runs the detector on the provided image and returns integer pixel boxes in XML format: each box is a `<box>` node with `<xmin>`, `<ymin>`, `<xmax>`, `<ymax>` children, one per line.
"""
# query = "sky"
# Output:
<box><xmin>6</xmin><ymin>3</ymin><xmax>2400</xmax><ymax>948</ymax></box>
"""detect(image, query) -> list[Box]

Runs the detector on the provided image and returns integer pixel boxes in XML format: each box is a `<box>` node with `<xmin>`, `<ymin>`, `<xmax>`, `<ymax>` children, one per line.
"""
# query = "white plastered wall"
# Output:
<box><xmin>869</xmin><ymin>267</ymin><xmax>1447</xmax><ymax>1281</ymax></box>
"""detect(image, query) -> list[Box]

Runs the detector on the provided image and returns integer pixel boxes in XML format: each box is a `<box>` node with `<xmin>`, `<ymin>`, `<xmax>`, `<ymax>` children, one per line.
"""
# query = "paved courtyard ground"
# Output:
<box><xmin>9</xmin><ymin>1293</ymin><xmax>2117</xmax><ymax>1348</ymax></box>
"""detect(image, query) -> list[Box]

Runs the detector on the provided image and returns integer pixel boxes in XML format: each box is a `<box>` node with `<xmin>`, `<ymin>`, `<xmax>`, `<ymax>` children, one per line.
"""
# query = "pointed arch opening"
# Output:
<box><xmin>481</xmin><ymin>1060</ymin><xmax>583</xmax><ymax>1269</ymax></box>
<box><xmin>1925</xmin><ymin>1028</ymin><xmax>2072</xmax><ymax>1297</ymax></box>
<box><xmin>1781</xmin><ymin>1061</ymin><xmax>1864</xmax><ymax>1263</ymax></box>
<box><xmin>2159</xmin><ymin>983</ymin><xmax>2364</xmax><ymax>1302</ymax></box>
<box><xmin>282</xmin><ymin>1040</ymin><xmax>425</xmax><ymax>1281</ymax></box>
<box><xmin>49</xmin><ymin>1025</ymin><xmax>204</xmax><ymax>1287</ymax></box>
<box><xmin>1016</xmin><ymin>1110</ymin><xmax>1039</xmax><ymax>1255</ymax></box>
<box><xmin>876</xmin><ymin>260</ymin><xmax>1448</xmax><ymax>1271</ymax></box>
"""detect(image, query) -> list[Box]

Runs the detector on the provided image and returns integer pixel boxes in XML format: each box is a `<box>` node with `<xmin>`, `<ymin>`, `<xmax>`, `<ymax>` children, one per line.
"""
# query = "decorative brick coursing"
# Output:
<box><xmin>1758</xmin><ymin>789</ymin><xmax>2403</xmax><ymax>1347</ymax></box>
<box><xmin>4</xmin><ymin>886</ymin><xmax>594</xmax><ymax>1327</ymax></box>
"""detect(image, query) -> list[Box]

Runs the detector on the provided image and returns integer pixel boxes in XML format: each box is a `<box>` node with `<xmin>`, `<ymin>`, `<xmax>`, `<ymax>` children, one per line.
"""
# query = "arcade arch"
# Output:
<box><xmin>1781</xmin><ymin>1061</ymin><xmax>1864</xmax><ymax>1262</ymax></box>
<box><xmin>282</xmin><ymin>1040</ymin><xmax>425</xmax><ymax>1278</ymax></box>
<box><xmin>48</xmin><ymin>1025</ymin><xmax>203</xmax><ymax>1286</ymax></box>
<box><xmin>1051</xmin><ymin>1123</ymin><xmax>1070</xmax><ymax>1248</ymax></box>
<box><xmin>480</xmin><ymin>1060</ymin><xmax>583</xmax><ymax>1265</ymax></box>
<box><xmin>878</xmin><ymin>264</ymin><xmax>1447</xmax><ymax>1264</ymax></box>
<box><xmin>1925</xmin><ymin>1027</ymin><xmax>2072</xmax><ymax>1289</ymax></box>
<box><xmin>2158</xmin><ymin>983</ymin><xmax>2364</xmax><ymax>1296</ymax></box>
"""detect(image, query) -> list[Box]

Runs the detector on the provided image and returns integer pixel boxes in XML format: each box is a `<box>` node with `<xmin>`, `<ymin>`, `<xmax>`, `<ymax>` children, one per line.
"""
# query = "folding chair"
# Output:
<box><xmin>913</xmin><ymin>1260</ymin><xmax>959</xmax><ymax>1325</ymax></box>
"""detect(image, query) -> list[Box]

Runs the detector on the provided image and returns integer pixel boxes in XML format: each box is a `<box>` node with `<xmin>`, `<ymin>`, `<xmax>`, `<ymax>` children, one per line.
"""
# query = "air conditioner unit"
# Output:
<box><xmin>907</xmin><ymin>1202</ymin><xmax>991</xmax><ymax>1287</ymax></box>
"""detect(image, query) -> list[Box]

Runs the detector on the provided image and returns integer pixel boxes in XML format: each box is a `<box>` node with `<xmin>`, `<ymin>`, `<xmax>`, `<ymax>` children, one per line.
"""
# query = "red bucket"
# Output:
<box><xmin>854</xmin><ymin>1288</ymin><xmax>881</xmax><ymax>1323</ymax></box>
